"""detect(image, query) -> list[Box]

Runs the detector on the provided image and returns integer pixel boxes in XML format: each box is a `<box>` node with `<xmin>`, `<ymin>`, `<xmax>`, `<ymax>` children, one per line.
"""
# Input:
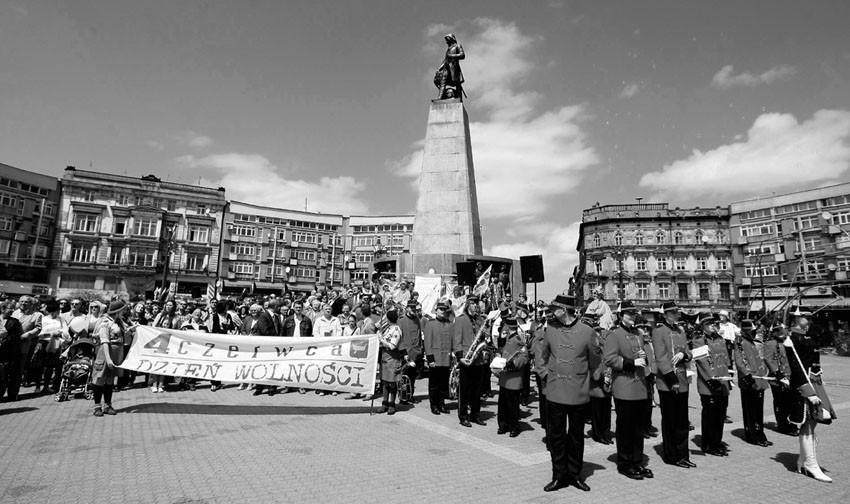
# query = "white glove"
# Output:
<box><xmin>780</xmin><ymin>378</ymin><xmax>790</xmax><ymax>388</ymax></box>
<box><xmin>808</xmin><ymin>395</ymin><xmax>822</xmax><ymax>406</ymax></box>
<box><xmin>634</xmin><ymin>358</ymin><xmax>647</xmax><ymax>368</ymax></box>
<box><xmin>671</xmin><ymin>352</ymin><xmax>684</xmax><ymax>366</ymax></box>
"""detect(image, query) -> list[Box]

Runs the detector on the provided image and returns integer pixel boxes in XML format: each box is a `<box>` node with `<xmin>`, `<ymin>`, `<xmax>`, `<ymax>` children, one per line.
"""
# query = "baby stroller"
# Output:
<box><xmin>55</xmin><ymin>337</ymin><xmax>96</xmax><ymax>402</ymax></box>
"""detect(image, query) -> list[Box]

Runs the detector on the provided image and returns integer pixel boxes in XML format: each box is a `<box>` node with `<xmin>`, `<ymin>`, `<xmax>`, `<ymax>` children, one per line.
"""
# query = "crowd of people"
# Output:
<box><xmin>0</xmin><ymin>277</ymin><xmax>839</xmax><ymax>492</ymax></box>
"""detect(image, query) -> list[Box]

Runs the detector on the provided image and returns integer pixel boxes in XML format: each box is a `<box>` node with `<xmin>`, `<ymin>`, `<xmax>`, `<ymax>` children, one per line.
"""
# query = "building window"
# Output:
<box><xmin>354</xmin><ymin>252</ymin><xmax>373</xmax><ymax>263</ymax></box>
<box><xmin>655</xmin><ymin>230</ymin><xmax>666</xmax><ymax>244</ymax></box>
<box><xmin>836</xmin><ymin>258</ymin><xmax>850</xmax><ymax>271</ymax></box>
<box><xmin>658</xmin><ymin>283</ymin><xmax>670</xmax><ymax>299</ymax></box>
<box><xmin>674</xmin><ymin>257</ymin><xmax>687</xmax><ymax>271</ymax></box>
<box><xmin>695</xmin><ymin>230</ymin><xmax>705</xmax><ymax>244</ymax></box>
<box><xmin>167</xmin><ymin>200</ymin><xmax>177</xmax><ymax>212</ymax></box>
<box><xmin>673</xmin><ymin>231</ymin><xmax>684</xmax><ymax>245</ymax></box>
<box><xmin>635</xmin><ymin>233</ymin><xmax>644</xmax><ymax>245</ymax></box>
<box><xmin>717</xmin><ymin>257</ymin><xmax>729</xmax><ymax>270</ymax></box>
<box><xmin>73</xmin><ymin>213</ymin><xmax>99</xmax><ymax>233</ymax></box>
<box><xmin>636</xmin><ymin>282</ymin><xmax>649</xmax><ymax>299</ymax></box>
<box><xmin>656</xmin><ymin>257</ymin><xmax>668</xmax><ymax>271</ymax></box>
<box><xmin>1</xmin><ymin>192</ymin><xmax>18</xmax><ymax>207</ymax></box>
<box><xmin>108</xmin><ymin>248</ymin><xmax>122</xmax><ymax>265</ymax></box>
<box><xmin>636</xmin><ymin>257</ymin><xmax>647</xmax><ymax>271</ymax></box>
<box><xmin>740</xmin><ymin>223</ymin><xmax>774</xmax><ymax>237</ymax></box>
<box><xmin>59</xmin><ymin>273</ymin><xmax>96</xmax><ymax>289</ymax></box>
<box><xmin>233</xmin><ymin>244</ymin><xmax>256</xmax><ymax>256</ymax></box>
<box><xmin>698</xmin><ymin>283</ymin><xmax>710</xmax><ymax>300</ymax></box>
<box><xmin>719</xmin><ymin>283</ymin><xmax>731</xmax><ymax>300</ymax></box>
<box><xmin>802</xmin><ymin>237</ymin><xmax>822</xmax><ymax>251</ymax></box>
<box><xmin>128</xmin><ymin>247</ymin><xmax>156</xmax><ymax>267</ymax></box>
<box><xmin>295</xmin><ymin>250</ymin><xmax>317</xmax><ymax>261</ymax></box>
<box><xmin>593</xmin><ymin>234</ymin><xmax>601</xmax><ymax>248</ymax></box>
<box><xmin>294</xmin><ymin>266</ymin><xmax>316</xmax><ymax>278</ymax></box>
<box><xmin>132</xmin><ymin>218</ymin><xmax>157</xmax><ymax>237</ymax></box>
<box><xmin>233</xmin><ymin>262</ymin><xmax>254</xmax><ymax>274</ymax></box>
<box><xmin>116</xmin><ymin>194</ymin><xmax>130</xmax><ymax>206</ymax></box>
<box><xmin>0</xmin><ymin>216</ymin><xmax>11</xmax><ymax>231</ymax></box>
<box><xmin>232</xmin><ymin>225</ymin><xmax>256</xmax><ymax>237</ymax></box>
<box><xmin>745</xmin><ymin>265</ymin><xmax>779</xmax><ymax>277</ymax></box>
<box><xmin>83</xmin><ymin>190</ymin><xmax>96</xmax><ymax>202</ymax></box>
<box><xmin>70</xmin><ymin>244</ymin><xmax>94</xmax><ymax>263</ymax></box>
<box><xmin>746</xmin><ymin>244</ymin><xmax>775</xmax><ymax>256</ymax></box>
<box><xmin>188</xmin><ymin>225</ymin><xmax>210</xmax><ymax>243</ymax></box>
<box><xmin>594</xmin><ymin>260</ymin><xmax>603</xmax><ymax>275</ymax></box>
<box><xmin>696</xmin><ymin>256</ymin><xmax>708</xmax><ymax>270</ymax></box>
<box><xmin>113</xmin><ymin>218</ymin><xmax>127</xmax><ymax>235</ymax></box>
<box><xmin>353</xmin><ymin>270</ymin><xmax>369</xmax><ymax>281</ymax></box>
<box><xmin>677</xmin><ymin>282</ymin><xmax>689</xmax><ymax>301</ymax></box>
<box><xmin>775</xmin><ymin>201</ymin><xmax>818</xmax><ymax>215</ymax></box>
<box><xmin>292</xmin><ymin>231</ymin><xmax>317</xmax><ymax>244</ymax></box>
<box><xmin>614</xmin><ymin>232</ymin><xmax>623</xmax><ymax>246</ymax></box>
<box><xmin>355</xmin><ymin>236</ymin><xmax>375</xmax><ymax>247</ymax></box>
<box><xmin>0</xmin><ymin>239</ymin><xmax>9</xmax><ymax>254</ymax></box>
<box><xmin>186</xmin><ymin>253</ymin><xmax>205</xmax><ymax>271</ymax></box>
<box><xmin>716</xmin><ymin>231</ymin><xmax>725</xmax><ymax>243</ymax></box>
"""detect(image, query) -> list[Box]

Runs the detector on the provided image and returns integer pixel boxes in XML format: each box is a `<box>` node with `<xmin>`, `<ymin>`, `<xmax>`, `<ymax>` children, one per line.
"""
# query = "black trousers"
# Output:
<box><xmin>458</xmin><ymin>365</ymin><xmax>486</xmax><ymax>420</ymax></box>
<box><xmin>520</xmin><ymin>364</ymin><xmax>531</xmax><ymax>403</ymax></box>
<box><xmin>589</xmin><ymin>395</ymin><xmax>612</xmax><ymax>439</ymax></box>
<box><xmin>0</xmin><ymin>360</ymin><xmax>21</xmax><ymax>400</ymax></box>
<box><xmin>498</xmin><ymin>387</ymin><xmax>521</xmax><ymax>431</ymax></box>
<box><xmin>428</xmin><ymin>366</ymin><xmax>450</xmax><ymax>409</ymax></box>
<box><xmin>547</xmin><ymin>400</ymin><xmax>586</xmax><ymax>481</ymax></box>
<box><xmin>403</xmin><ymin>365</ymin><xmax>417</xmax><ymax>401</ymax></box>
<box><xmin>700</xmin><ymin>395</ymin><xmax>728</xmax><ymax>451</ymax></box>
<box><xmin>40</xmin><ymin>352</ymin><xmax>62</xmax><ymax>391</ymax></box>
<box><xmin>741</xmin><ymin>389</ymin><xmax>766</xmax><ymax>442</ymax></box>
<box><xmin>535</xmin><ymin>374</ymin><xmax>549</xmax><ymax>446</ymax></box>
<box><xmin>658</xmin><ymin>390</ymin><xmax>690</xmax><ymax>462</ymax></box>
<box><xmin>615</xmin><ymin>398</ymin><xmax>646</xmax><ymax>470</ymax></box>
<box><xmin>769</xmin><ymin>384</ymin><xmax>793</xmax><ymax>431</ymax></box>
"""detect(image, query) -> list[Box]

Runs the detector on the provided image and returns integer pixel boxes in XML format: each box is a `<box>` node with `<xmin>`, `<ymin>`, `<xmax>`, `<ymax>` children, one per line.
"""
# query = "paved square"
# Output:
<box><xmin>2</xmin><ymin>355</ymin><xmax>849</xmax><ymax>503</ymax></box>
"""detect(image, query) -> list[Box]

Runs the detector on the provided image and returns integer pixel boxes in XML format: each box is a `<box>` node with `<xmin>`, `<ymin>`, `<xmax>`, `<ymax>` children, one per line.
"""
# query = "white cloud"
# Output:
<box><xmin>175</xmin><ymin>153</ymin><xmax>370</xmax><ymax>215</ymax></box>
<box><xmin>176</xmin><ymin>130</ymin><xmax>213</xmax><ymax>148</ymax></box>
<box><xmin>145</xmin><ymin>140</ymin><xmax>165</xmax><ymax>151</ymax></box>
<box><xmin>711</xmin><ymin>64</ymin><xmax>797</xmax><ymax>89</ymax></box>
<box><xmin>639</xmin><ymin>109</ymin><xmax>850</xmax><ymax>198</ymax></box>
<box><xmin>486</xmin><ymin>221</ymin><xmax>581</xmax><ymax>300</ymax></box>
<box><xmin>620</xmin><ymin>82</ymin><xmax>640</xmax><ymax>98</ymax></box>
<box><xmin>394</xmin><ymin>19</ymin><xmax>598</xmax><ymax>220</ymax></box>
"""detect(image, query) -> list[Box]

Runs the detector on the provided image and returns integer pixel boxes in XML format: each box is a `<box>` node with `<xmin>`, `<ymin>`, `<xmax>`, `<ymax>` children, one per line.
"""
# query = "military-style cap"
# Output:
<box><xmin>741</xmin><ymin>319</ymin><xmax>755</xmax><ymax>331</ymax></box>
<box><xmin>660</xmin><ymin>301</ymin><xmax>680</xmax><ymax>312</ymax></box>
<box><xmin>617</xmin><ymin>300</ymin><xmax>638</xmax><ymax>313</ymax></box>
<box><xmin>550</xmin><ymin>295</ymin><xmax>575</xmax><ymax>310</ymax></box>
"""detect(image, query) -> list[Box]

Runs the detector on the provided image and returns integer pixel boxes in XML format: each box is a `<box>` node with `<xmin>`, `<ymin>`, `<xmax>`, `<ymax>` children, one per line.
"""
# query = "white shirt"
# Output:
<box><xmin>312</xmin><ymin>316</ymin><xmax>341</xmax><ymax>337</ymax></box>
<box><xmin>718</xmin><ymin>321</ymin><xmax>740</xmax><ymax>342</ymax></box>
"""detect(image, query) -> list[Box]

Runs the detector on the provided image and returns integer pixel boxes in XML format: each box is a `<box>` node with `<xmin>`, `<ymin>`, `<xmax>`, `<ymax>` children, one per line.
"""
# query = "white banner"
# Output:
<box><xmin>414</xmin><ymin>275</ymin><xmax>442</xmax><ymax>316</ymax></box>
<box><xmin>120</xmin><ymin>326</ymin><xmax>379</xmax><ymax>394</ymax></box>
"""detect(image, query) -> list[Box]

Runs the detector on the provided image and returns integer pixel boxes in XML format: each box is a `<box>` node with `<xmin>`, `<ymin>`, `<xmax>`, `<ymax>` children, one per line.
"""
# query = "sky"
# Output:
<box><xmin>2</xmin><ymin>0</ymin><xmax>849</xmax><ymax>299</ymax></box>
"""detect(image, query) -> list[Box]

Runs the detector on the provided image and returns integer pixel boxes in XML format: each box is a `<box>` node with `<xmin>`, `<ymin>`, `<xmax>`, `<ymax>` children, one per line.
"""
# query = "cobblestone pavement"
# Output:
<box><xmin>2</xmin><ymin>355</ymin><xmax>849</xmax><ymax>504</ymax></box>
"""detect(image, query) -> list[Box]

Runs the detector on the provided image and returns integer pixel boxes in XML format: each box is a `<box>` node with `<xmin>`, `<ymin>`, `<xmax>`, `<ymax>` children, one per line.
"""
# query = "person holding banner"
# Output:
<box><xmin>692</xmin><ymin>313</ymin><xmax>731</xmax><ymax>457</ymax></box>
<box><xmin>150</xmin><ymin>300</ymin><xmax>181</xmax><ymax>394</ymax></box>
<box><xmin>377</xmin><ymin>309</ymin><xmax>403</xmax><ymax>415</ymax></box>
<box><xmin>786</xmin><ymin>314</ymin><xmax>835</xmax><ymax>483</ymax></box>
<box><xmin>91</xmin><ymin>301</ymin><xmax>127</xmax><ymax>417</ymax></box>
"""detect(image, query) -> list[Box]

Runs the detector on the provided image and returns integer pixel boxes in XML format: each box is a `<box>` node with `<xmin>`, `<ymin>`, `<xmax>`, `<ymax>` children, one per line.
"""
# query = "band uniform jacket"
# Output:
<box><xmin>692</xmin><ymin>335</ymin><xmax>730</xmax><ymax>396</ymax></box>
<box><xmin>424</xmin><ymin>318</ymin><xmax>454</xmax><ymax>367</ymax></box>
<box><xmin>397</xmin><ymin>314</ymin><xmax>422</xmax><ymax>362</ymax></box>
<box><xmin>498</xmin><ymin>332</ymin><xmax>528</xmax><ymax>390</ymax></box>
<box><xmin>534</xmin><ymin>318</ymin><xmax>593</xmax><ymax>406</ymax></box>
<box><xmin>652</xmin><ymin>322</ymin><xmax>692</xmax><ymax>393</ymax></box>
<box><xmin>588</xmin><ymin>328</ymin><xmax>610</xmax><ymax>398</ymax></box>
<box><xmin>603</xmin><ymin>324</ymin><xmax>649</xmax><ymax>401</ymax></box>
<box><xmin>734</xmin><ymin>337</ymin><xmax>769</xmax><ymax>391</ymax></box>
<box><xmin>763</xmin><ymin>339</ymin><xmax>791</xmax><ymax>378</ymax></box>
<box><xmin>453</xmin><ymin>313</ymin><xmax>487</xmax><ymax>366</ymax></box>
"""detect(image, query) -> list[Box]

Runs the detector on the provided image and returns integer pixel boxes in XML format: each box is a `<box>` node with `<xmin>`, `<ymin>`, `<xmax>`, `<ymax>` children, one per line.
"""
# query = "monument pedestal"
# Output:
<box><xmin>409</xmin><ymin>99</ymin><xmax>482</xmax><ymax>275</ymax></box>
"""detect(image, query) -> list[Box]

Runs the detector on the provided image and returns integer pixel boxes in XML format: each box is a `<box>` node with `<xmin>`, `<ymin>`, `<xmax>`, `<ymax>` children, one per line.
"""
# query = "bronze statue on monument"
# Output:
<box><xmin>434</xmin><ymin>34</ymin><xmax>466</xmax><ymax>100</ymax></box>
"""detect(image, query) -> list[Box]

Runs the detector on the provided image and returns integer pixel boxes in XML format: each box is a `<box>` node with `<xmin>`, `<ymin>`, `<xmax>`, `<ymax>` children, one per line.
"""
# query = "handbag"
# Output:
<box><xmin>809</xmin><ymin>370</ymin><xmax>837</xmax><ymax>424</ymax></box>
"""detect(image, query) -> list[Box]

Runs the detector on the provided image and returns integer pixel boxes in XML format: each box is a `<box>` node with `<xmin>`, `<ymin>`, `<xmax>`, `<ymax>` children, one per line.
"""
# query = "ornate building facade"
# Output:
<box><xmin>576</xmin><ymin>203</ymin><xmax>734</xmax><ymax>312</ymax></box>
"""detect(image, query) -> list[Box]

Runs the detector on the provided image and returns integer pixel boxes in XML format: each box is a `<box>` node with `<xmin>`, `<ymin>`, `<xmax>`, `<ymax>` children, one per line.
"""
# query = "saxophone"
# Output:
<box><xmin>460</xmin><ymin>316</ymin><xmax>493</xmax><ymax>366</ymax></box>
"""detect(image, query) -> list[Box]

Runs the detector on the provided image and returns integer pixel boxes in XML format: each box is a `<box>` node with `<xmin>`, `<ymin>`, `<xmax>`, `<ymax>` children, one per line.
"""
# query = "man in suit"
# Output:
<box><xmin>652</xmin><ymin>301</ymin><xmax>695</xmax><ymax>468</ymax></box>
<box><xmin>603</xmin><ymin>302</ymin><xmax>653</xmax><ymax>480</ymax></box>
<box><xmin>253</xmin><ymin>299</ymin><xmax>282</xmax><ymax>396</ymax></box>
<box><xmin>535</xmin><ymin>295</ymin><xmax>593</xmax><ymax>493</ymax></box>
<box><xmin>734</xmin><ymin>319</ymin><xmax>772</xmax><ymax>447</ymax></box>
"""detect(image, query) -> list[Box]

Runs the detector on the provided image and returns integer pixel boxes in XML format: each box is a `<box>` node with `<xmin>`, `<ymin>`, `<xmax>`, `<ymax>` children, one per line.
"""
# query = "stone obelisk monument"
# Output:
<box><xmin>410</xmin><ymin>97</ymin><xmax>483</xmax><ymax>274</ymax></box>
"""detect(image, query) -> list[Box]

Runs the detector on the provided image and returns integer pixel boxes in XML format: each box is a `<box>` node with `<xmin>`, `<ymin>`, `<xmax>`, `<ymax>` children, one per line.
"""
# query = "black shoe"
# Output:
<box><xmin>497</xmin><ymin>428</ymin><xmax>508</xmax><ymax>435</ymax></box>
<box><xmin>459</xmin><ymin>419</ymin><xmax>472</xmax><ymax>428</ymax></box>
<box><xmin>211</xmin><ymin>384</ymin><xmax>220</xmax><ymax>392</ymax></box>
<box><xmin>688</xmin><ymin>424</ymin><xmax>695</xmax><ymax>431</ymax></box>
<box><xmin>724</xmin><ymin>415</ymin><xmax>733</xmax><ymax>424</ymax></box>
<box><xmin>431</xmin><ymin>408</ymin><xmax>441</xmax><ymax>415</ymax></box>
<box><xmin>387</xmin><ymin>406</ymin><xmax>396</xmax><ymax>415</ymax></box>
<box><xmin>34</xmin><ymin>386</ymin><xmax>42</xmax><ymax>394</ymax></box>
<box><xmin>252</xmin><ymin>389</ymin><xmax>263</xmax><ymax>396</ymax></box>
<box><xmin>704</xmin><ymin>448</ymin><xmax>724</xmax><ymax>457</ymax></box>
<box><xmin>470</xmin><ymin>418</ymin><xmax>487</xmax><ymax>426</ymax></box>
<box><xmin>568</xmin><ymin>477</ymin><xmax>591</xmax><ymax>492</ymax></box>
<box><xmin>668</xmin><ymin>459</ymin><xmax>691</xmax><ymax>468</ymax></box>
<box><xmin>638</xmin><ymin>467</ymin><xmax>653</xmax><ymax>479</ymax></box>
<box><xmin>541</xmin><ymin>436</ymin><xmax>548</xmax><ymax>445</ymax></box>
<box><xmin>543</xmin><ymin>479</ymin><xmax>568</xmax><ymax>492</ymax></box>
<box><xmin>618</xmin><ymin>467</ymin><xmax>644</xmax><ymax>480</ymax></box>
<box><xmin>268</xmin><ymin>388</ymin><xmax>277</xmax><ymax>396</ymax></box>
<box><xmin>93</xmin><ymin>407</ymin><xmax>103</xmax><ymax>417</ymax></box>
<box><xmin>376</xmin><ymin>406</ymin><xmax>388</xmax><ymax>414</ymax></box>
<box><xmin>103</xmin><ymin>405</ymin><xmax>117</xmax><ymax>416</ymax></box>
<box><xmin>756</xmin><ymin>440</ymin><xmax>770</xmax><ymax>447</ymax></box>
<box><xmin>438</xmin><ymin>405</ymin><xmax>450</xmax><ymax>414</ymax></box>
<box><xmin>682</xmin><ymin>460</ymin><xmax>697</xmax><ymax>468</ymax></box>
<box><xmin>509</xmin><ymin>430</ymin><xmax>520</xmax><ymax>438</ymax></box>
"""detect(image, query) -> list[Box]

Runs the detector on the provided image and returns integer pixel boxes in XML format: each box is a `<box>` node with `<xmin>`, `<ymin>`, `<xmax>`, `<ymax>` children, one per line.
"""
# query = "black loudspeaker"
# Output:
<box><xmin>520</xmin><ymin>255</ymin><xmax>544</xmax><ymax>283</ymax></box>
<box><xmin>456</xmin><ymin>262</ymin><xmax>477</xmax><ymax>286</ymax></box>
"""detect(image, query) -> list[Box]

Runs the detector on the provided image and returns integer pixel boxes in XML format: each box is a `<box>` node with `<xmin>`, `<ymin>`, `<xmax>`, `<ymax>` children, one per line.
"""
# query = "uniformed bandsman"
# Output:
<box><xmin>603</xmin><ymin>301</ymin><xmax>653</xmax><ymax>480</ymax></box>
<box><xmin>530</xmin><ymin>309</ymin><xmax>550</xmax><ymax>448</ymax></box>
<box><xmin>638</xmin><ymin>320</ymin><xmax>659</xmax><ymax>440</ymax></box>
<box><xmin>587</xmin><ymin>315</ymin><xmax>613</xmax><ymax>445</ymax></box>
<box><xmin>453</xmin><ymin>295</ymin><xmax>487</xmax><ymax>427</ymax></box>
<box><xmin>652</xmin><ymin>301</ymin><xmax>695</xmax><ymax>468</ymax></box>
<box><xmin>424</xmin><ymin>301</ymin><xmax>454</xmax><ymax>415</ymax></box>
<box><xmin>496</xmin><ymin>317</ymin><xmax>528</xmax><ymax>437</ymax></box>
<box><xmin>763</xmin><ymin>325</ymin><xmax>796</xmax><ymax>436</ymax></box>
<box><xmin>535</xmin><ymin>295</ymin><xmax>593</xmax><ymax>493</ymax></box>
<box><xmin>734</xmin><ymin>319</ymin><xmax>772</xmax><ymax>447</ymax></box>
<box><xmin>693</xmin><ymin>313</ymin><xmax>731</xmax><ymax>456</ymax></box>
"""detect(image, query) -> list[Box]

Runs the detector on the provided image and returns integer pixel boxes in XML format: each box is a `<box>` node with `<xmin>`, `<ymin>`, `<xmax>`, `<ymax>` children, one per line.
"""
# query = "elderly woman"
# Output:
<box><xmin>0</xmin><ymin>300</ymin><xmax>24</xmax><ymax>401</ymax></box>
<box><xmin>376</xmin><ymin>309</ymin><xmax>404</xmax><ymax>415</ymax></box>
<box><xmin>585</xmin><ymin>288</ymin><xmax>615</xmax><ymax>330</ymax></box>
<box><xmin>92</xmin><ymin>301</ymin><xmax>127</xmax><ymax>416</ymax></box>
<box><xmin>36</xmin><ymin>300</ymin><xmax>70</xmax><ymax>394</ymax></box>
<box><xmin>15</xmin><ymin>295</ymin><xmax>43</xmax><ymax>387</ymax></box>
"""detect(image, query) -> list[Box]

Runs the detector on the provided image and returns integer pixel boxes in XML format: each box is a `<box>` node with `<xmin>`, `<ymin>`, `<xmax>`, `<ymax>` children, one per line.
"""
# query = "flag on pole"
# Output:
<box><xmin>473</xmin><ymin>265</ymin><xmax>492</xmax><ymax>297</ymax></box>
